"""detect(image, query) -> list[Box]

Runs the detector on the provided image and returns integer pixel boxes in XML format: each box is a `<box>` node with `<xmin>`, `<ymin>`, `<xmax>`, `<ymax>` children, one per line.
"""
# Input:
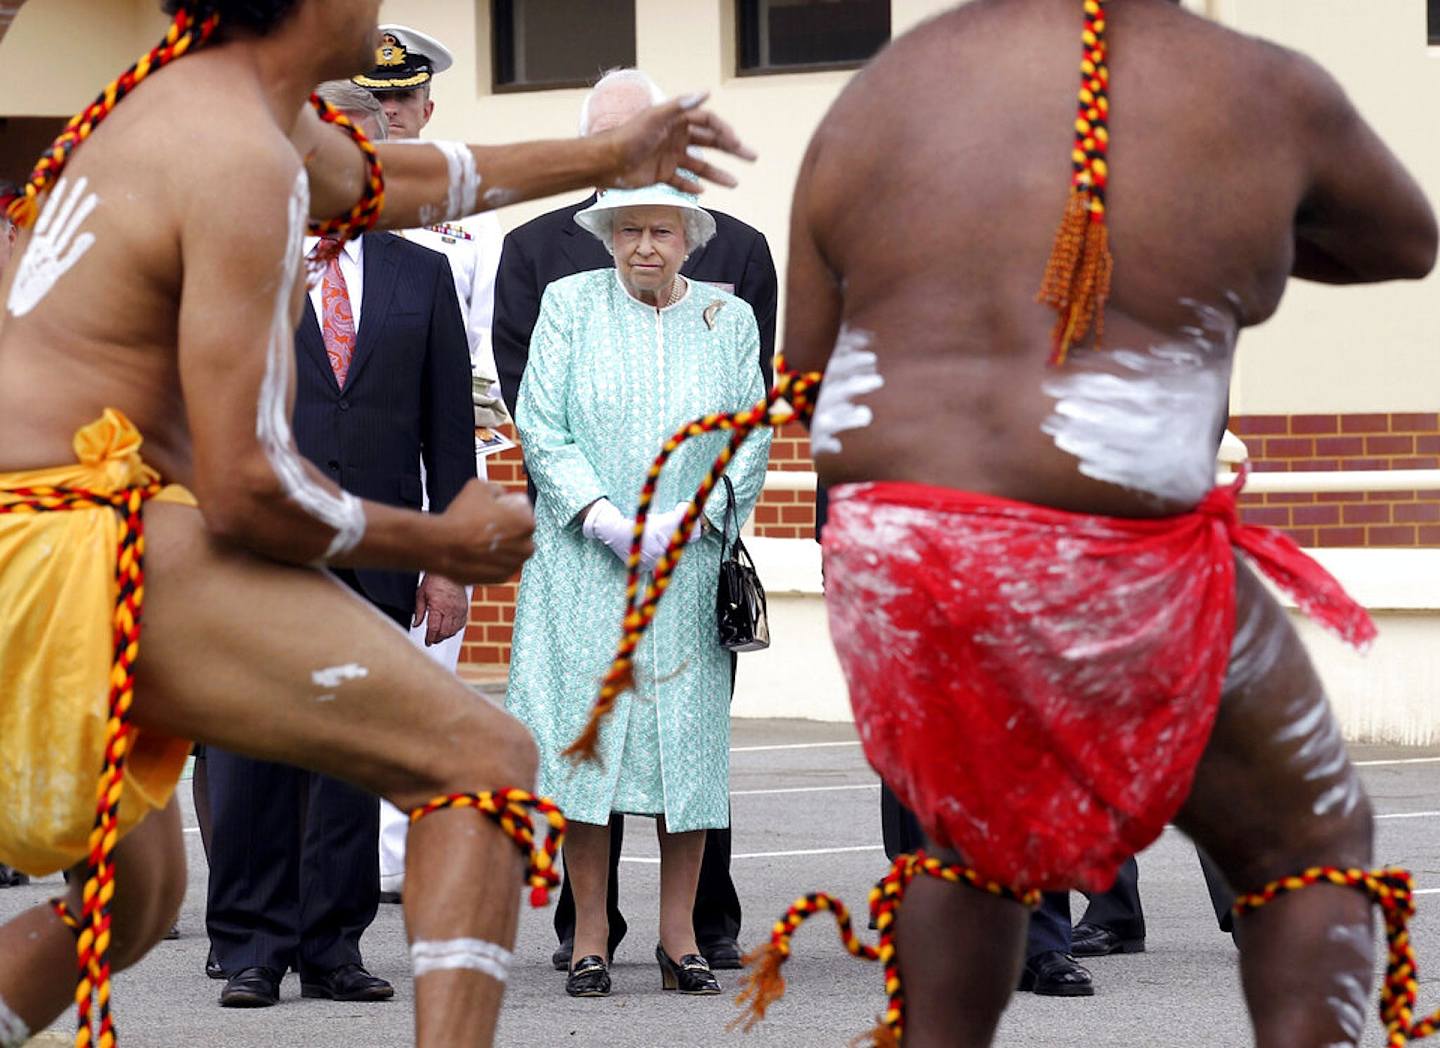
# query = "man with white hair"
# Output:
<box><xmin>492</xmin><ymin>67</ymin><xmax>778</xmax><ymax>973</ymax></box>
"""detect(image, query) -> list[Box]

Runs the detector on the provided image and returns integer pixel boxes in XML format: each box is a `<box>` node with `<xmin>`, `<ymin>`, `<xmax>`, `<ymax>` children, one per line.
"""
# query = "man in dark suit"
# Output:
<box><xmin>204</xmin><ymin>86</ymin><xmax>475</xmax><ymax>1008</ymax></box>
<box><xmin>492</xmin><ymin>68</ymin><xmax>777</xmax><ymax>972</ymax></box>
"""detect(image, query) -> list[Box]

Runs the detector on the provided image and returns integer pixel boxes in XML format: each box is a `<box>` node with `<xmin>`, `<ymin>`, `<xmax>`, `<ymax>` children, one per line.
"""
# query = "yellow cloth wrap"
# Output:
<box><xmin>0</xmin><ymin>409</ymin><xmax>195</xmax><ymax>876</ymax></box>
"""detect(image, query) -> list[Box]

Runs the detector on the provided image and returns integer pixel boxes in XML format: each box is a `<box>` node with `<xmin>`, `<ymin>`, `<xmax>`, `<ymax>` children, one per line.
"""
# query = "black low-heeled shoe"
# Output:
<box><xmin>656</xmin><ymin>944</ymin><xmax>721</xmax><ymax>995</ymax></box>
<box><xmin>566</xmin><ymin>955</ymin><xmax>611</xmax><ymax>998</ymax></box>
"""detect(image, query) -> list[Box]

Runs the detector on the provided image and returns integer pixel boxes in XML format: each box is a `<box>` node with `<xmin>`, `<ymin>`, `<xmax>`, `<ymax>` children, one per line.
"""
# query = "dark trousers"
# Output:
<box><xmin>204</xmin><ymin>578</ymin><xmax>405</xmax><ymax>976</ymax></box>
<box><xmin>882</xmin><ymin>783</ymin><xmax>1070</xmax><ymax>958</ymax></box>
<box><xmin>1081</xmin><ymin>848</ymin><xmax>1236</xmax><ymax>934</ymax></box>
<box><xmin>880</xmin><ymin>782</ymin><xmax>1237</xmax><ymax>955</ymax></box>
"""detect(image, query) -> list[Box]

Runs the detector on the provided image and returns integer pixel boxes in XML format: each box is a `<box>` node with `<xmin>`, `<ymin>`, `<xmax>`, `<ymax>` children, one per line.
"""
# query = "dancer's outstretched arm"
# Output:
<box><xmin>297</xmin><ymin>93</ymin><xmax>755</xmax><ymax>233</ymax></box>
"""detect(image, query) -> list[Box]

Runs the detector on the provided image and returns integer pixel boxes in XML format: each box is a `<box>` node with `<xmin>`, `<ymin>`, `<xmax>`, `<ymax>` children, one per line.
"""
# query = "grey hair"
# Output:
<box><xmin>578</xmin><ymin>68</ymin><xmax>665</xmax><ymax>136</ymax></box>
<box><xmin>315</xmin><ymin>80</ymin><xmax>388</xmax><ymax>140</ymax></box>
<box><xmin>585</xmin><ymin>206</ymin><xmax>715</xmax><ymax>256</ymax></box>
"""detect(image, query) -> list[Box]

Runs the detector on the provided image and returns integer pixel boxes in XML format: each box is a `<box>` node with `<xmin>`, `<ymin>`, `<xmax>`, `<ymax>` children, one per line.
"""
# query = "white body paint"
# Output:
<box><xmin>311</xmin><ymin>662</ymin><xmax>370</xmax><ymax>689</ymax></box>
<box><xmin>411</xmin><ymin>938</ymin><xmax>512</xmax><ymax>982</ymax></box>
<box><xmin>0</xmin><ymin>992</ymin><xmax>29</xmax><ymax>1048</ymax></box>
<box><xmin>811</xmin><ymin>326</ymin><xmax>883</xmax><ymax>456</ymax></box>
<box><xmin>483</xmin><ymin>187</ymin><xmax>517</xmax><ymax>209</ymax></box>
<box><xmin>6</xmin><ymin>176</ymin><xmax>99</xmax><ymax>318</ymax></box>
<box><xmin>256</xmin><ymin>171</ymin><xmax>367</xmax><ymax>559</ymax></box>
<box><xmin>1320</xmin><ymin>922</ymin><xmax>1371</xmax><ymax>1046</ymax></box>
<box><xmin>430</xmin><ymin>141</ymin><xmax>481</xmax><ymax>221</ymax></box>
<box><xmin>1042</xmin><ymin>301</ymin><xmax>1235</xmax><ymax>505</ymax></box>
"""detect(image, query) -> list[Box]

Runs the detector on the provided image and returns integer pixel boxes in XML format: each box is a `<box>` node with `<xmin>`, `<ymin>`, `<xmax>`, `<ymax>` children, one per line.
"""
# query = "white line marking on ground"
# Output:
<box><xmin>1417</xmin><ymin>889</ymin><xmax>1439</xmax><ymax>896</ymax></box>
<box><xmin>1354</xmin><ymin>757</ymin><xmax>1440</xmax><ymax>767</ymax></box>
<box><xmin>731</xmin><ymin>741</ymin><xmax>861</xmax><ymax>753</ymax></box>
<box><xmin>1375</xmin><ymin>811</ymin><xmax>1440</xmax><ymax>821</ymax></box>
<box><xmin>731</xmin><ymin>783</ymin><xmax>879</xmax><ymax>797</ymax></box>
<box><xmin>621</xmin><ymin>844</ymin><xmax>884</xmax><ymax>865</ymax></box>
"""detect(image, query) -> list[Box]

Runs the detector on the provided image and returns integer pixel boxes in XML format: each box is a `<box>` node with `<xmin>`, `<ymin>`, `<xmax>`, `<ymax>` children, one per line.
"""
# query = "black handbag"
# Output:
<box><xmin>715</xmin><ymin>475</ymin><xmax>770</xmax><ymax>652</ymax></box>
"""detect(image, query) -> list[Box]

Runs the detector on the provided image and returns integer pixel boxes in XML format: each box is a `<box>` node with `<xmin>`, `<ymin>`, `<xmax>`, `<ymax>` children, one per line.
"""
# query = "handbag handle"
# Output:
<box><xmin>720</xmin><ymin>475</ymin><xmax>740</xmax><ymax>555</ymax></box>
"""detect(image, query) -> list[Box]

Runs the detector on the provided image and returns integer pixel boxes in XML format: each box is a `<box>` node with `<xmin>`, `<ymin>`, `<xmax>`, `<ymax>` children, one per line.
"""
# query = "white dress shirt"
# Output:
<box><xmin>303</xmin><ymin>235</ymin><xmax>364</xmax><ymax>334</ymax></box>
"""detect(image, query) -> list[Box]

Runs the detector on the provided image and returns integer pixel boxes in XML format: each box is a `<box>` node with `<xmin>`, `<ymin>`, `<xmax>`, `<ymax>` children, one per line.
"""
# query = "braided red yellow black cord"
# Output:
<box><xmin>1037</xmin><ymin>0</ymin><xmax>1114</xmax><ymax>366</ymax></box>
<box><xmin>0</xmin><ymin>482</ymin><xmax>161</xmax><ymax>1048</ymax></box>
<box><xmin>4</xmin><ymin>8</ymin><xmax>219</xmax><ymax>228</ymax></box>
<box><xmin>731</xmin><ymin>851</ymin><xmax>1041</xmax><ymax>1046</ymax></box>
<box><xmin>306</xmin><ymin>95</ymin><xmax>386</xmax><ymax>243</ymax></box>
<box><xmin>562</xmin><ymin>363</ymin><xmax>822</xmax><ymax>763</ymax></box>
<box><xmin>1234</xmin><ymin>866</ymin><xmax>1438</xmax><ymax>1046</ymax></box>
<box><xmin>408</xmin><ymin>789</ymin><xmax>566</xmax><ymax>908</ymax></box>
<box><xmin>51</xmin><ymin>899</ymin><xmax>83</xmax><ymax>935</ymax></box>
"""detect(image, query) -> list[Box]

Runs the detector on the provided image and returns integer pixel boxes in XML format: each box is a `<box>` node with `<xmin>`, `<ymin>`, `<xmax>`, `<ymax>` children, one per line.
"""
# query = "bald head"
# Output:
<box><xmin>579</xmin><ymin>68</ymin><xmax>664</xmax><ymax>137</ymax></box>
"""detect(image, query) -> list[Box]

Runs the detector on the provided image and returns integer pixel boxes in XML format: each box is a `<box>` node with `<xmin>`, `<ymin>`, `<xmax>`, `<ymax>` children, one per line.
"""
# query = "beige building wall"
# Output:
<box><xmin>387</xmin><ymin>0</ymin><xmax>1440</xmax><ymax>415</ymax></box>
<box><xmin>3</xmin><ymin>0</ymin><xmax>1435</xmax><ymax>412</ymax></box>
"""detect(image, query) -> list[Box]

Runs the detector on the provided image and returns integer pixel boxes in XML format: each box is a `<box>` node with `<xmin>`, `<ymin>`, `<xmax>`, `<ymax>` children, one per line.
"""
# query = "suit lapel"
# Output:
<box><xmin>343</xmin><ymin>233</ymin><xmax>398</xmax><ymax>390</ymax></box>
<box><xmin>560</xmin><ymin>195</ymin><xmax>602</xmax><ymax>272</ymax></box>
<box><xmin>297</xmin><ymin>298</ymin><xmax>340</xmax><ymax>394</ymax></box>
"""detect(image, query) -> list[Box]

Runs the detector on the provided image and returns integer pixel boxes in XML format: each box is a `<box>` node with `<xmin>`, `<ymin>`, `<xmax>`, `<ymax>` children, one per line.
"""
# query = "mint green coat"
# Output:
<box><xmin>507</xmin><ymin>270</ymin><xmax>771</xmax><ymax>831</ymax></box>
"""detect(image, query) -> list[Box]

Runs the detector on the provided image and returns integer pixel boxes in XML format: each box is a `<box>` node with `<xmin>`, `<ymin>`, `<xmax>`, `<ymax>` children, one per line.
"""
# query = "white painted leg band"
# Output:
<box><xmin>411</xmin><ymin>938</ymin><xmax>513</xmax><ymax>983</ymax></box>
<box><xmin>0</xmin><ymin>993</ymin><xmax>30</xmax><ymax>1048</ymax></box>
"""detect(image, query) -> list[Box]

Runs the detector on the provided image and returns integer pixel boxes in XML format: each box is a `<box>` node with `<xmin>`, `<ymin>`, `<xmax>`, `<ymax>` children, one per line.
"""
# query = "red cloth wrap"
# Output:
<box><xmin>822</xmin><ymin>475</ymin><xmax>1375</xmax><ymax>892</ymax></box>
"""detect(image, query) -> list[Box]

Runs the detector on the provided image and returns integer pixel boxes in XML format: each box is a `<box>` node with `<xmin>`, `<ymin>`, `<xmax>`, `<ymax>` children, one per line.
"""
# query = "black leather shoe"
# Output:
<box><xmin>205</xmin><ymin>950</ymin><xmax>225</xmax><ymax>980</ymax></box>
<box><xmin>378</xmin><ymin>890</ymin><xmax>402</xmax><ymax>905</ymax></box>
<box><xmin>1018</xmin><ymin>951</ymin><xmax>1094</xmax><ymax>996</ymax></box>
<box><xmin>0</xmin><ymin>865</ymin><xmax>29</xmax><ymax>888</ymax></box>
<box><xmin>219</xmin><ymin>966</ymin><xmax>282</xmax><ymax>1008</ymax></box>
<box><xmin>699</xmin><ymin>938</ymin><xmax>743</xmax><ymax>970</ymax></box>
<box><xmin>656</xmin><ymin>944</ymin><xmax>721</xmax><ymax>995</ymax></box>
<box><xmin>565</xmin><ymin>955</ymin><xmax>611</xmax><ymax>998</ymax></box>
<box><xmin>1071</xmin><ymin>921</ymin><xmax>1145</xmax><ymax>958</ymax></box>
<box><xmin>300</xmin><ymin>963</ymin><xmax>394</xmax><ymax>1002</ymax></box>
<box><xmin>554</xmin><ymin>937</ymin><xmax>621</xmax><ymax>971</ymax></box>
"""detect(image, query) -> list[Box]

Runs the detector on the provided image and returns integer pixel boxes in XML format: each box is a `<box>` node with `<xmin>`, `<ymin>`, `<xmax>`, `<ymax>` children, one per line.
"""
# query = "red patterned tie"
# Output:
<box><xmin>312</xmin><ymin>236</ymin><xmax>356</xmax><ymax>387</ymax></box>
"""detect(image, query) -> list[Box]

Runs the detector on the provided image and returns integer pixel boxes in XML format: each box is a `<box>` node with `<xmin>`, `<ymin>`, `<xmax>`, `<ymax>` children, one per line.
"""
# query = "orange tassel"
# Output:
<box><xmin>852</xmin><ymin>1023</ymin><xmax>903</xmax><ymax>1048</ymax></box>
<box><xmin>1038</xmin><ymin>192</ymin><xmax>1113</xmax><ymax>365</ymax></box>
<box><xmin>729</xmin><ymin>942</ymin><xmax>790</xmax><ymax>1033</ymax></box>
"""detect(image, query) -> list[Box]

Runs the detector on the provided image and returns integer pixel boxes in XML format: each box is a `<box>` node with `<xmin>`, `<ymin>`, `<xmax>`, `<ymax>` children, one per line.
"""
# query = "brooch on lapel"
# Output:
<box><xmin>703</xmin><ymin>300</ymin><xmax>725</xmax><ymax>330</ymax></box>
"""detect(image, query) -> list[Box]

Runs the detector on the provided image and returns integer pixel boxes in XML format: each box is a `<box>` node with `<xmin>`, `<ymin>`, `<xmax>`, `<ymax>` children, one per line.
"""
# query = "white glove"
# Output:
<box><xmin>582</xmin><ymin>499</ymin><xmax>636</xmax><ymax>564</ymax></box>
<box><xmin>641</xmin><ymin>502</ymin><xmax>703</xmax><ymax>570</ymax></box>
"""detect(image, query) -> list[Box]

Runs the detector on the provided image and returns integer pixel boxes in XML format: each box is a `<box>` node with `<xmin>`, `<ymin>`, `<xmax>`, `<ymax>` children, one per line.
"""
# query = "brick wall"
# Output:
<box><xmin>461</xmin><ymin>411</ymin><xmax>1439</xmax><ymax>671</ymax></box>
<box><xmin>1232</xmin><ymin>412</ymin><xmax>1440</xmax><ymax>549</ymax></box>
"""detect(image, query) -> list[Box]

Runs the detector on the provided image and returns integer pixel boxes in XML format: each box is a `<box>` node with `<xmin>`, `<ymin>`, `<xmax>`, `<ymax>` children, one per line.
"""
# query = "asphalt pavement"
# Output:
<box><xmin>5</xmin><ymin>718</ymin><xmax>1438</xmax><ymax>1047</ymax></box>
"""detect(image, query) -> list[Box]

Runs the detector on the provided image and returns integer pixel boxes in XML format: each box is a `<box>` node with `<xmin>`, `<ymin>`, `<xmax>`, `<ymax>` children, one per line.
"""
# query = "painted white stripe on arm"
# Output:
<box><xmin>255</xmin><ymin>171</ymin><xmax>367</xmax><ymax>559</ymax></box>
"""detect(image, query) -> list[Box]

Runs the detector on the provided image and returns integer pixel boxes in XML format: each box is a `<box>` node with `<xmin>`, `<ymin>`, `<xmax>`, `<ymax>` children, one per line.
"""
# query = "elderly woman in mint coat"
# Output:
<box><xmin>507</xmin><ymin>182</ymin><xmax>770</xmax><ymax>999</ymax></box>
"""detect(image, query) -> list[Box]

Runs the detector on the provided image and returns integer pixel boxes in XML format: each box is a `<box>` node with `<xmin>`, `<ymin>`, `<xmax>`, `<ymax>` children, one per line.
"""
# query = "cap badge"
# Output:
<box><xmin>377</xmin><ymin>34</ymin><xmax>407</xmax><ymax>68</ymax></box>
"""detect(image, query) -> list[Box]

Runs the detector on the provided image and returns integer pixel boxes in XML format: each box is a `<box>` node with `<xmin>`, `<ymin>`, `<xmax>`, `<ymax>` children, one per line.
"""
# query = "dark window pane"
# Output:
<box><xmin>739</xmin><ymin>0</ymin><xmax>890</xmax><ymax>73</ymax></box>
<box><xmin>1431</xmin><ymin>0</ymin><xmax>1440</xmax><ymax>45</ymax></box>
<box><xmin>494</xmin><ymin>0</ymin><xmax>636</xmax><ymax>90</ymax></box>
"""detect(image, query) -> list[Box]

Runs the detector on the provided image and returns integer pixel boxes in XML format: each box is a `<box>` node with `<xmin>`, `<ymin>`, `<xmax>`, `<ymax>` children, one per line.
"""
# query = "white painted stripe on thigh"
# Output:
<box><xmin>0</xmin><ymin>992</ymin><xmax>30</xmax><ymax>1048</ymax></box>
<box><xmin>411</xmin><ymin>938</ymin><xmax>512</xmax><ymax>982</ymax></box>
<box><xmin>1354</xmin><ymin>757</ymin><xmax>1440</xmax><ymax>767</ymax></box>
<box><xmin>731</xmin><ymin>783</ymin><xmax>880</xmax><ymax>797</ymax></box>
<box><xmin>730</xmin><ymin>741</ymin><xmax>861</xmax><ymax>753</ymax></box>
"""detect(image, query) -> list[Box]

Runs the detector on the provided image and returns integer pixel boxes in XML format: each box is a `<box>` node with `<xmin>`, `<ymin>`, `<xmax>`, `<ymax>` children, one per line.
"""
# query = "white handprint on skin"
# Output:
<box><xmin>6</xmin><ymin>176</ymin><xmax>100</xmax><ymax>318</ymax></box>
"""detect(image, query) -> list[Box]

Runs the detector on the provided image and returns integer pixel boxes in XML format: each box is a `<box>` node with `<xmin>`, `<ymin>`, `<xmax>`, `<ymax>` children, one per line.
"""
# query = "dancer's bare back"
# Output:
<box><xmin>785</xmin><ymin>0</ymin><xmax>1435</xmax><ymax>516</ymax></box>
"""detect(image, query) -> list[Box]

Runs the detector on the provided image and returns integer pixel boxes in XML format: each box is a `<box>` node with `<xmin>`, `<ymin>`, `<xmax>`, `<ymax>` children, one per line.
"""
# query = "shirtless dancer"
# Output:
<box><xmin>0</xmin><ymin>1</ymin><xmax>750</xmax><ymax>1045</ymax></box>
<box><xmin>779</xmin><ymin>1</ymin><xmax>1436</xmax><ymax>1046</ymax></box>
